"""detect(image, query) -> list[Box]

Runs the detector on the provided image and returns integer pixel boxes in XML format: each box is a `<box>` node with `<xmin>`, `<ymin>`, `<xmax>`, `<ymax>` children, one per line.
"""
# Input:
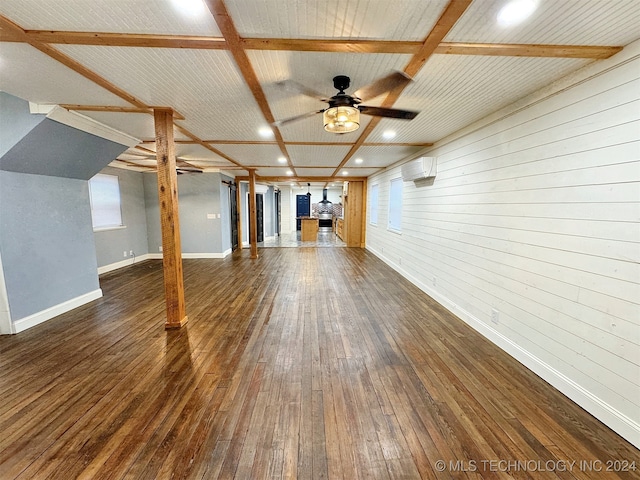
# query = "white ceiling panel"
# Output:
<box><xmin>367</xmin><ymin>54</ymin><xmax>590</xmax><ymax>143</ymax></box>
<box><xmin>295</xmin><ymin>167</ymin><xmax>338</xmax><ymax>177</ymax></box>
<box><xmin>2</xmin><ymin>0</ymin><xmax>637</xmax><ymax>183</ymax></box>
<box><xmin>255</xmin><ymin>167</ymin><xmax>297</xmax><ymax>177</ymax></box>
<box><xmin>212</xmin><ymin>144</ymin><xmax>285</xmax><ymax>166</ymax></box>
<box><xmin>0</xmin><ymin>42</ymin><xmax>131</xmax><ymax>106</ymax></box>
<box><xmin>445</xmin><ymin>0</ymin><xmax>640</xmax><ymax>46</ymax></box>
<box><xmin>55</xmin><ymin>45</ymin><xmax>267</xmax><ymax>140</ymax></box>
<box><xmin>346</xmin><ymin>145</ymin><xmax>425</xmax><ymax>167</ymax></box>
<box><xmin>341</xmin><ymin>168</ymin><xmax>381</xmax><ymax>177</ymax></box>
<box><xmin>0</xmin><ymin>0</ymin><xmax>221</xmax><ymax>36</ymax></box>
<box><xmin>174</xmin><ymin>144</ymin><xmax>234</xmax><ymax>165</ymax></box>
<box><xmin>250</xmin><ymin>50</ymin><xmax>412</xmax><ymax>141</ymax></box>
<box><xmin>286</xmin><ymin>145</ymin><xmax>352</xmax><ymax>167</ymax></box>
<box><xmin>79</xmin><ymin>112</ymin><xmax>157</xmax><ymax>140</ymax></box>
<box><xmin>226</xmin><ymin>0</ymin><xmax>449</xmax><ymax>40</ymax></box>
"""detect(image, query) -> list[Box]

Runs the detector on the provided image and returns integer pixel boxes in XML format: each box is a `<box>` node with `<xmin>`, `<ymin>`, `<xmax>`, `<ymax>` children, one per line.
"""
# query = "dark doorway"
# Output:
<box><xmin>275</xmin><ymin>189</ymin><xmax>282</xmax><ymax>236</ymax></box>
<box><xmin>229</xmin><ymin>183</ymin><xmax>238</xmax><ymax>251</ymax></box>
<box><xmin>249</xmin><ymin>193</ymin><xmax>264</xmax><ymax>243</ymax></box>
<box><xmin>296</xmin><ymin>194</ymin><xmax>310</xmax><ymax>230</ymax></box>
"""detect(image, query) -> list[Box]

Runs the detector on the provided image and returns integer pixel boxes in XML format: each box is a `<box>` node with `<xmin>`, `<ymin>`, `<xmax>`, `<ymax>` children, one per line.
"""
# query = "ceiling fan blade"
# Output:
<box><xmin>272</xmin><ymin>109</ymin><xmax>325</xmax><ymax>127</ymax></box>
<box><xmin>275</xmin><ymin>80</ymin><xmax>329</xmax><ymax>101</ymax></box>
<box><xmin>358</xmin><ymin>105</ymin><xmax>419</xmax><ymax>120</ymax></box>
<box><xmin>353</xmin><ymin>71</ymin><xmax>413</xmax><ymax>102</ymax></box>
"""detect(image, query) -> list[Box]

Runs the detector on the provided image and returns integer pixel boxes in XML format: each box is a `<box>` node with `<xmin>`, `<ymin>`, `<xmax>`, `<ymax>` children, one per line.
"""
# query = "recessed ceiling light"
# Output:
<box><xmin>259</xmin><ymin>127</ymin><xmax>274</xmax><ymax>138</ymax></box>
<box><xmin>278</xmin><ymin>157</ymin><xmax>287</xmax><ymax>164</ymax></box>
<box><xmin>497</xmin><ymin>0</ymin><xmax>538</xmax><ymax>27</ymax></box>
<box><xmin>382</xmin><ymin>130</ymin><xmax>396</xmax><ymax>139</ymax></box>
<box><xmin>342</xmin><ymin>171</ymin><xmax>349</xmax><ymax>176</ymax></box>
<box><xmin>171</xmin><ymin>0</ymin><xmax>207</xmax><ymax>17</ymax></box>
<box><xmin>286</xmin><ymin>170</ymin><xmax>293</xmax><ymax>175</ymax></box>
<box><xmin>355</xmin><ymin>158</ymin><xmax>364</xmax><ymax>164</ymax></box>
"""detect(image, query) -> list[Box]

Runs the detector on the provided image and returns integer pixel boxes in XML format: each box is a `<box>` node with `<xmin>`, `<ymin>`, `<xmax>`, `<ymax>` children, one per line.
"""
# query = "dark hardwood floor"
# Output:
<box><xmin>0</xmin><ymin>248</ymin><xmax>637</xmax><ymax>479</ymax></box>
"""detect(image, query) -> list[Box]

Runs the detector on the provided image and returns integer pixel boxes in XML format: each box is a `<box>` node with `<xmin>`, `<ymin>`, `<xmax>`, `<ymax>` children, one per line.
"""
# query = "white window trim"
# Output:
<box><xmin>89</xmin><ymin>173</ymin><xmax>124</xmax><ymax>231</ymax></box>
<box><xmin>387</xmin><ymin>177</ymin><xmax>403</xmax><ymax>234</ymax></box>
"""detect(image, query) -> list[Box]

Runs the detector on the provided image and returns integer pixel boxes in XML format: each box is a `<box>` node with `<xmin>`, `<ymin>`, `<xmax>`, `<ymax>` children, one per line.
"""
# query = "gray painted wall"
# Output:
<box><xmin>144</xmin><ymin>172</ymin><xmax>228</xmax><ymax>255</ymax></box>
<box><xmin>0</xmin><ymin>171</ymin><xmax>100</xmax><ymax>320</ymax></box>
<box><xmin>1</xmin><ymin>118</ymin><xmax>128</xmax><ymax>180</ymax></box>
<box><xmin>0</xmin><ymin>92</ymin><xmax>46</xmax><ymax>158</ymax></box>
<box><xmin>93</xmin><ymin>167</ymin><xmax>149</xmax><ymax>268</ymax></box>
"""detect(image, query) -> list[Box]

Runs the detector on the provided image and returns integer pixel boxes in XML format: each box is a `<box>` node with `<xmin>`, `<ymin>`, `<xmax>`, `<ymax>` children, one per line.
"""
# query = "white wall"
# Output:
<box><xmin>279</xmin><ymin>185</ymin><xmax>293</xmax><ymax>234</ymax></box>
<box><xmin>366</xmin><ymin>43</ymin><xmax>640</xmax><ymax>447</ymax></box>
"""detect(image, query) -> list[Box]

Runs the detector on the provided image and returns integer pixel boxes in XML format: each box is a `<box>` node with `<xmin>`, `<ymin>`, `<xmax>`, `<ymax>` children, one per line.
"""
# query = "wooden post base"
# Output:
<box><xmin>165</xmin><ymin>316</ymin><xmax>188</xmax><ymax>330</ymax></box>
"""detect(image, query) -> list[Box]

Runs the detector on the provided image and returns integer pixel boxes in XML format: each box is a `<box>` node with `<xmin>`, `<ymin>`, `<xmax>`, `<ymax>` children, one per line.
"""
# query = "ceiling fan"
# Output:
<box><xmin>272</xmin><ymin>71</ymin><xmax>419</xmax><ymax>134</ymax></box>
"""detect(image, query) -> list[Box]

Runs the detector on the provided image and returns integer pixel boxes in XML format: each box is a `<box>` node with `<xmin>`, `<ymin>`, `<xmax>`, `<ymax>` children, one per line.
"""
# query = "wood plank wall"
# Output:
<box><xmin>366</xmin><ymin>51</ymin><xmax>640</xmax><ymax>445</ymax></box>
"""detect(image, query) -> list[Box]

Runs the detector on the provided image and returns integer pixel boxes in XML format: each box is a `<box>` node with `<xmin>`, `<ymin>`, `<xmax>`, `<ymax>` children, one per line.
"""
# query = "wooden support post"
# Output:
<box><xmin>236</xmin><ymin>181</ymin><xmax>243</xmax><ymax>251</ymax></box>
<box><xmin>248</xmin><ymin>169</ymin><xmax>258</xmax><ymax>259</ymax></box>
<box><xmin>154</xmin><ymin>108</ymin><xmax>188</xmax><ymax>329</ymax></box>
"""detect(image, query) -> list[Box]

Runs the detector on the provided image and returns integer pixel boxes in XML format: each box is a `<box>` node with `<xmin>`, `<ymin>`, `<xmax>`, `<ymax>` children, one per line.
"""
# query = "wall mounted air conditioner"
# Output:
<box><xmin>401</xmin><ymin>156</ymin><xmax>437</xmax><ymax>182</ymax></box>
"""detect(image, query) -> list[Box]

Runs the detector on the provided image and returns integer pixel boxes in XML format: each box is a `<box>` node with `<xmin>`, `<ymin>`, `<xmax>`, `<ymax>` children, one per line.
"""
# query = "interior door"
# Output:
<box><xmin>229</xmin><ymin>183</ymin><xmax>238</xmax><ymax>251</ymax></box>
<box><xmin>275</xmin><ymin>190</ymin><xmax>281</xmax><ymax>236</ymax></box>
<box><xmin>249</xmin><ymin>193</ymin><xmax>265</xmax><ymax>243</ymax></box>
<box><xmin>256</xmin><ymin>194</ymin><xmax>264</xmax><ymax>242</ymax></box>
<box><xmin>296</xmin><ymin>194</ymin><xmax>310</xmax><ymax>230</ymax></box>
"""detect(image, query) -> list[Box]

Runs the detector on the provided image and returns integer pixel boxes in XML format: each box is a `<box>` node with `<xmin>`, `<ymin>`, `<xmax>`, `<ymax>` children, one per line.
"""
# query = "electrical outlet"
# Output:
<box><xmin>130</xmin><ymin>250</ymin><xmax>134</xmax><ymax>256</ymax></box>
<box><xmin>491</xmin><ymin>309</ymin><xmax>500</xmax><ymax>324</ymax></box>
<box><xmin>159</xmin><ymin>246</ymin><xmax>163</xmax><ymax>252</ymax></box>
<box><xmin>432</xmin><ymin>276</ymin><xmax>437</xmax><ymax>287</ymax></box>
<box><xmin>399</xmin><ymin>257</ymin><xmax>402</xmax><ymax>265</ymax></box>
<box><xmin>123</xmin><ymin>251</ymin><xmax>127</xmax><ymax>258</ymax></box>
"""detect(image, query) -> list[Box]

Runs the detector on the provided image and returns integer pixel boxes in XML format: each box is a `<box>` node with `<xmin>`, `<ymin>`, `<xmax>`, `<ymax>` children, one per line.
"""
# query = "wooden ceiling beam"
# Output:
<box><xmin>59</xmin><ymin>104</ymin><xmax>186</xmax><ymax>120</ymax></box>
<box><xmin>0</xmin><ymin>15</ymin><xmax>148</xmax><ymax>109</ymax></box>
<box><xmin>242</xmin><ymin>38</ymin><xmax>422</xmax><ymax>54</ymax></box>
<box><xmin>436</xmin><ymin>42</ymin><xmax>623</xmax><ymax>59</ymax></box>
<box><xmin>161</xmin><ymin>140</ymin><xmax>433</xmax><ymax>147</ymax></box>
<box><xmin>236</xmin><ymin>176</ymin><xmax>367</xmax><ymax>183</ymax></box>
<box><xmin>205</xmin><ymin>0</ymin><xmax>297</xmax><ymax>177</ymax></box>
<box><xmin>19</xmin><ymin>30</ymin><xmax>228</xmax><ymax>49</ymax></box>
<box><xmin>5</xmin><ymin>29</ymin><xmax>621</xmax><ymax>60</ymax></box>
<box><xmin>331</xmin><ymin>0</ymin><xmax>472</xmax><ymax>177</ymax></box>
<box><xmin>174</xmin><ymin>124</ymin><xmax>245</xmax><ymax>169</ymax></box>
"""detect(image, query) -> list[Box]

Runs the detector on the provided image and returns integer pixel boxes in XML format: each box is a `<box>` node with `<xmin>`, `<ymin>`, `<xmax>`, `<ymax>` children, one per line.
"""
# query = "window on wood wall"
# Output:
<box><xmin>88</xmin><ymin>174</ymin><xmax>123</xmax><ymax>230</ymax></box>
<box><xmin>388</xmin><ymin>177</ymin><xmax>403</xmax><ymax>233</ymax></box>
<box><xmin>369</xmin><ymin>183</ymin><xmax>379</xmax><ymax>225</ymax></box>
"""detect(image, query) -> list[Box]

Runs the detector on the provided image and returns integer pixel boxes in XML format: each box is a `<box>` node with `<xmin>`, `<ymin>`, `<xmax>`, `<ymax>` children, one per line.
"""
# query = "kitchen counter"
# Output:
<box><xmin>297</xmin><ymin>217</ymin><xmax>319</xmax><ymax>241</ymax></box>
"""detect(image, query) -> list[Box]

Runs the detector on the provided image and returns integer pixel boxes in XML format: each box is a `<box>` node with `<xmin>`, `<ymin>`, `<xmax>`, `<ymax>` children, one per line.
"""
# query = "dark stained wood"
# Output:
<box><xmin>0</xmin><ymin>249</ymin><xmax>638</xmax><ymax>479</ymax></box>
<box><xmin>248</xmin><ymin>169</ymin><xmax>258</xmax><ymax>259</ymax></box>
<box><xmin>154</xmin><ymin>108</ymin><xmax>188</xmax><ymax>329</ymax></box>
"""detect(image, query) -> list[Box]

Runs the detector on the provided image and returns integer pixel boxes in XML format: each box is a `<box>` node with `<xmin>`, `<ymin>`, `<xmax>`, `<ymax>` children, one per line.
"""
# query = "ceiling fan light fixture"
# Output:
<box><xmin>323</xmin><ymin>106</ymin><xmax>360</xmax><ymax>134</ymax></box>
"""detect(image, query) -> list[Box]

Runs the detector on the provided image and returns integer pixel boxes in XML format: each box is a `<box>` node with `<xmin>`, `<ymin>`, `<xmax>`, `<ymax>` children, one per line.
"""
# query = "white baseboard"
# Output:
<box><xmin>98</xmin><ymin>250</ymin><xmax>233</xmax><ymax>275</ymax></box>
<box><xmin>97</xmin><ymin>253</ymin><xmax>154</xmax><ymax>274</ymax></box>
<box><xmin>13</xmin><ymin>289</ymin><xmax>103</xmax><ymax>334</ymax></box>
<box><xmin>366</xmin><ymin>245</ymin><xmax>640</xmax><ymax>449</ymax></box>
<box><xmin>182</xmin><ymin>251</ymin><xmax>231</xmax><ymax>259</ymax></box>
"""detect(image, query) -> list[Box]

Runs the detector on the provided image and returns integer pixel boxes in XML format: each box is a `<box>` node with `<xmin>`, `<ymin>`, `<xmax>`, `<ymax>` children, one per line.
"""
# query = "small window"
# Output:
<box><xmin>88</xmin><ymin>174</ymin><xmax>123</xmax><ymax>230</ymax></box>
<box><xmin>388</xmin><ymin>177</ymin><xmax>403</xmax><ymax>233</ymax></box>
<box><xmin>369</xmin><ymin>183</ymin><xmax>379</xmax><ymax>225</ymax></box>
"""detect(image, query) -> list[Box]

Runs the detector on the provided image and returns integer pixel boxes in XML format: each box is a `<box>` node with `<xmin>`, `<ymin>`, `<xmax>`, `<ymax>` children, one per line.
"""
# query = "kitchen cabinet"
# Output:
<box><xmin>336</xmin><ymin>218</ymin><xmax>344</xmax><ymax>240</ymax></box>
<box><xmin>299</xmin><ymin>217</ymin><xmax>318</xmax><ymax>241</ymax></box>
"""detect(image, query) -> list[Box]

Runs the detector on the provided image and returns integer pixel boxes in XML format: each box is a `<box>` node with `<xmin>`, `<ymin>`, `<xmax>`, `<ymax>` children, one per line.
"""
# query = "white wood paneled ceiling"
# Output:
<box><xmin>1</xmin><ymin>0</ymin><xmax>639</xmax><ymax>185</ymax></box>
